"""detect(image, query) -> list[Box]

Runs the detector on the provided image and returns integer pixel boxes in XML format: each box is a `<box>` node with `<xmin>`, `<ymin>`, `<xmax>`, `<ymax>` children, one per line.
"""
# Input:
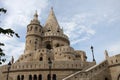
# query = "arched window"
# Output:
<box><xmin>17</xmin><ymin>75</ymin><xmax>20</xmax><ymax>80</ymax></box>
<box><xmin>53</xmin><ymin>74</ymin><xmax>56</xmax><ymax>80</ymax></box>
<box><xmin>47</xmin><ymin>74</ymin><xmax>50</xmax><ymax>80</ymax></box>
<box><xmin>118</xmin><ymin>74</ymin><xmax>120</xmax><ymax>80</ymax></box>
<box><xmin>35</xmin><ymin>27</ymin><xmax>38</xmax><ymax>31</ymax></box>
<box><xmin>30</xmin><ymin>26</ymin><xmax>32</xmax><ymax>31</ymax></box>
<box><xmin>46</xmin><ymin>44</ymin><xmax>52</xmax><ymax>50</ymax></box>
<box><xmin>39</xmin><ymin>74</ymin><xmax>42</xmax><ymax>80</ymax></box>
<box><xmin>21</xmin><ymin>75</ymin><xmax>24</xmax><ymax>80</ymax></box>
<box><xmin>56</xmin><ymin>44</ymin><xmax>59</xmax><ymax>47</ymax></box>
<box><xmin>39</xmin><ymin>57</ymin><xmax>43</xmax><ymax>61</ymax></box>
<box><xmin>29</xmin><ymin>75</ymin><xmax>32</xmax><ymax>80</ymax></box>
<box><xmin>34</xmin><ymin>75</ymin><xmax>37</xmax><ymax>80</ymax></box>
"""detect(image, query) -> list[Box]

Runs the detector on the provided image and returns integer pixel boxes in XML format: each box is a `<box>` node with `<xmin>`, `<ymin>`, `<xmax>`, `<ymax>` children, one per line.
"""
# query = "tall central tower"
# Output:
<box><xmin>43</xmin><ymin>8</ymin><xmax>70</xmax><ymax>50</ymax></box>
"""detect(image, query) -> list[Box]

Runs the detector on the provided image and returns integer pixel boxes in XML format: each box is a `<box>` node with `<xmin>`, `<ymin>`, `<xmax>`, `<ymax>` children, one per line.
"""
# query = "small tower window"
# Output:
<box><xmin>30</xmin><ymin>26</ymin><xmax>33</xmax><ymax>31</ymax></box>
<box><xmin>39</xmin><ymin>57</ymin><xmax>43</xmax><ymax>61</ymax></box>
<box><xmin>35</xmin><ymin>27</ymin><xmax>38</xmax><ymax>31</ymax></box>
<box><xmin>30</xmin><ymin>40</ymin><xmax>32</xmax><ymax>43</ymax></box>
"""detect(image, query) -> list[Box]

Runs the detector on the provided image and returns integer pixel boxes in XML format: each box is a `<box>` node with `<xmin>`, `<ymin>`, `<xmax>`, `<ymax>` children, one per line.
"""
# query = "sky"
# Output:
<box><xmin>0</xmin><ymin>0</ymin><xmax>120</xmax><ymax>64</ymax></box>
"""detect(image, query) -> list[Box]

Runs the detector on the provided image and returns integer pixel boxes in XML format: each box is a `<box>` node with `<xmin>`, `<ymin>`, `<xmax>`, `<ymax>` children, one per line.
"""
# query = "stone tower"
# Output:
<box><xmin>25</xmin><ymin>11</ymin><xmax>43</xmax><ymax>54</ymax></box>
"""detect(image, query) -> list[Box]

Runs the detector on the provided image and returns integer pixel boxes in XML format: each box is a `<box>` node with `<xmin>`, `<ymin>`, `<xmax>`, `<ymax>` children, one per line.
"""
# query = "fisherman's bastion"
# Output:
<box><xmin>0</xmin><ymin>8</ymin><xmax>120</xmax><ymax>80</ymax></box>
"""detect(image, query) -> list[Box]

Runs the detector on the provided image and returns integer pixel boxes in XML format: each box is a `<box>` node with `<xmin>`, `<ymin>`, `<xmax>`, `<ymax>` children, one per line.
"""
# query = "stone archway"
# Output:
<box><xmin>44</xmin><ymin>41</ymin><xmax>53</xmax><ymax>50</ymax></box>
<box><xmin>46</xmin><ymin>44</ymin><xmax>52</xmax><ymax>50</ymax></box>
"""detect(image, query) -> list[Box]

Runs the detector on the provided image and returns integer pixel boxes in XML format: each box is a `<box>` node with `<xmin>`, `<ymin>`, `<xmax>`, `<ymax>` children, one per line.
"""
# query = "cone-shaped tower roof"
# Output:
<box><xmin>30</xmin><ymin>10</ymin><xmax>40</xmax><ymax>25</ymax></box>
<box><xmin>44</xmin><ymin>7</ymin><xmax>60</xmax><ymax>32</ymax></box>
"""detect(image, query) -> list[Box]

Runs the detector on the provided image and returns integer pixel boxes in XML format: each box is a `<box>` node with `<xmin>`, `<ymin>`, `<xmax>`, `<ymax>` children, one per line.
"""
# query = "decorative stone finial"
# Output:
<box><xmin>11</xmin><ymin>56</ymin><xmax>14</xmax><ymax>64</ymax></box>
<box><xmin>33</xmin><ymin>10</ymin><xmax>38</xmax><ymax>20</ymax></box>
<box><xmin>104</xmin><ymin>50</ymin><xmax>109</xmax><ymax>59</ymax></box>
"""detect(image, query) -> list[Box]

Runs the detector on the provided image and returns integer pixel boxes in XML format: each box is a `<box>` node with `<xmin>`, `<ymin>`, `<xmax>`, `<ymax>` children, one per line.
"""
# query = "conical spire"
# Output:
<box><xmin>44</xmin><ymin>7</ymin><xmax>60</xmax><ymax>29</ymax></box>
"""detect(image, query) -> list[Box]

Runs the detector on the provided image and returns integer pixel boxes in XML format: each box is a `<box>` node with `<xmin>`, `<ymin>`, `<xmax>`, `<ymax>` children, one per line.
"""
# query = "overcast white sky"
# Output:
<box><xmin>0</xmin><ymin>0</ymin><xmax>120</xmax><ymax>64</ymax></box>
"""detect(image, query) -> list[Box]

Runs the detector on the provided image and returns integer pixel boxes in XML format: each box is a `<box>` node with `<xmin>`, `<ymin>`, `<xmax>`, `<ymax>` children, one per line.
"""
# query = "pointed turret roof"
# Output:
<box><xmin>29</xmin><ymin>10</ymin><xmax>40</xmax><ymax>25</ymax></box>
<box><xmin>44</xmin><ymin>7</ymin><xmax>60</xmax><ymax>29</ymax></box>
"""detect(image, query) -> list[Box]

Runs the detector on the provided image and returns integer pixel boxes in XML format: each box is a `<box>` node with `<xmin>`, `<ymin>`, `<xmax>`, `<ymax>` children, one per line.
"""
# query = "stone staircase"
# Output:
<box><xmin>62</xmin><ymin>60</ymin><xmax>108</xmax><ymax>80</ymax></box>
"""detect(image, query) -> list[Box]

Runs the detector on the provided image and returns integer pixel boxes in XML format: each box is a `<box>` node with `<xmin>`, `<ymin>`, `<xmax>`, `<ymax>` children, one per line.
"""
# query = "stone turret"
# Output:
<box><xmin>43</xmin><ymin>8</ymin><xmax>70</xmax><ymax>49</ymax></box>
<box><xmin>25</xmin><ymin>11</ymin><xmax>43</xmax><ymax>54</ymax></box>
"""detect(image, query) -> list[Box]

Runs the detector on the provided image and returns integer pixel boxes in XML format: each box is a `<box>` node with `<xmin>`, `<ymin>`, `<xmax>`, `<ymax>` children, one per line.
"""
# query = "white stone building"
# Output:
<box><xmin>0</xmin><ymin>8</ymin><xmax>120</xmax><ymax>80</ymax></box>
